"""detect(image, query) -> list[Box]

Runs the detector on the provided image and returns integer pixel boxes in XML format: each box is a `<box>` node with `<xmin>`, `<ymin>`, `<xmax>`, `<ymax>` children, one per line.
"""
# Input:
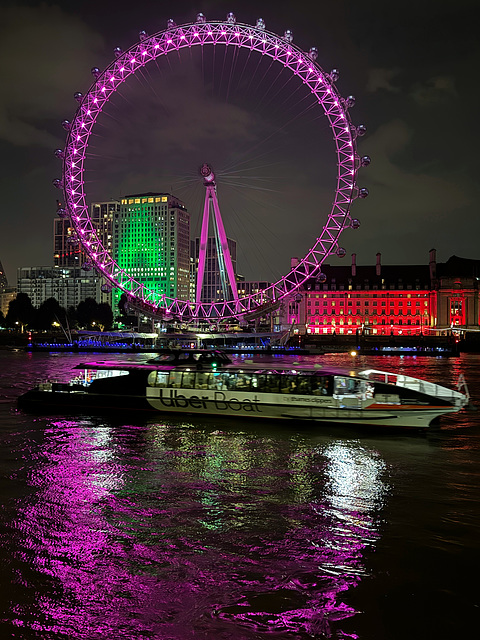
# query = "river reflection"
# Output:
<box><xmin>3</xmin><ymin>415</ymin><xmax>390</xmax><ymax>639</ymax></box>
<box><xmin>2</xmin><ymin>351</ymin><xmax>479</xmax><ymax>639</ymax></box>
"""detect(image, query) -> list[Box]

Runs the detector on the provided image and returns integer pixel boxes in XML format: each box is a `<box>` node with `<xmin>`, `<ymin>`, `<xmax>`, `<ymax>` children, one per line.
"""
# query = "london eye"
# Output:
<box><xmin>54</xmin><ymin>13</ymin><xmax>370</xmax><ymax>321</ymax></box>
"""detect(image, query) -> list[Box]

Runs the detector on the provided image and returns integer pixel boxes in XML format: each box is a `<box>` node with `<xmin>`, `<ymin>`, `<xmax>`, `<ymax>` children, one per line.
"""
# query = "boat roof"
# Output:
<box><xmin>75</xmin><ymin>358</ymin><xmax>357</xmax><ymax>377</ymax></box>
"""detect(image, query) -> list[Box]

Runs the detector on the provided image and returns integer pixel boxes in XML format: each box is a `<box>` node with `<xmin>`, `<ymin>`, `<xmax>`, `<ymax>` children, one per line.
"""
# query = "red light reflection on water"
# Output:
<box><xmin>6</xmin><ymin>422</ymin><xmax>388</xmax><ymax>639</ymax></box>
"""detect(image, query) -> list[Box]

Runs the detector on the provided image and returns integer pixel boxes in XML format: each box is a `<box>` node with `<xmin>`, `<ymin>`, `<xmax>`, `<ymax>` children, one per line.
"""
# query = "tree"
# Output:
<box><xmin>0</xmin><ymin>309</ymin><xmax>4</xmax><ymax>328</ymax></box>
<box><xmin>34</xmin><ymin>297</ymin><xmax>66</xmax><ymax>331</ymax></box>
<box><xmin>118</xmin><ymin>293</ymin><xmax>137</xmax><ymax>328</ymax></box>
<box><xmin>66</xmin><ymin>306</ymin><xmax>78</xmax><ymax>330</ymax></box>
<box><xmin>6</xmin><ymin>293</ymin><xmax>35</xmax><ymax>331</ymax></box>
<box><xmin>96</xmin><ymin>302</ymin><xmax>113</xmax><ymax>331</ymax></box>
<box><xmin>76</xmin><ymin>298</ymin><xmax>113</xmax><ymax>330</ymax></box>
<box><xmin>76</xmin><ymin>297</ymin><xmax>99</xmax><ymax>330</ymax></box>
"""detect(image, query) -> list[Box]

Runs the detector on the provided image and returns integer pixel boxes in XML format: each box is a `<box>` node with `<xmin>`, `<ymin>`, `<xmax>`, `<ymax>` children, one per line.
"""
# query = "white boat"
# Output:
<box><xmin>18</xmin><ymin>350</ymin><xmax>471</xmax><ymax>429</ymax></box>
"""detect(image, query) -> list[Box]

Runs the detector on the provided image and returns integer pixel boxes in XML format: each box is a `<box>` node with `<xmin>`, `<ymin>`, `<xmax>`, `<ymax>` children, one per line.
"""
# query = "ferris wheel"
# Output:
<box><xmin>54</xmin><ymin>13</ymin><xmax>370</xmax><ymax>322</ymax></box>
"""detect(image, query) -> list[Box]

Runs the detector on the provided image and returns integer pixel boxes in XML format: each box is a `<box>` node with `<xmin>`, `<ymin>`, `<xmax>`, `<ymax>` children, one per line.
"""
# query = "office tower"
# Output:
<box><xmin>113</xmin><ymin>193</ymin><xmax>190</xmax><ymax>309</ymax></box>
<box><xmin>0</xmin><ymin>259</ymin><xmax>7</xmax><ymax>292</ymax></box>
<box><xmin>90</xmin><ymin>200</ymin><xmax>119</xmax><ymax>258</ymax></box>
<box><xmin>54</xmin><ymin>200</ymin><xmax>120</xmax><ymax>269</ymax></box>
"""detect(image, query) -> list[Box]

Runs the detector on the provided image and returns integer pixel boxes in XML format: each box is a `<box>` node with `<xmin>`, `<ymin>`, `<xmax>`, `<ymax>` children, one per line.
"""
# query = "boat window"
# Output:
<box><xmin>148</xmin><ymin>371</ymin><xmax>169</xmax><ymax>387</ymax></box>
<box><xmin>280</xmin><ymin>375</ymin><xmax>300</xmax><ymax>394</ymax></box>
<box><xmin>295</xmin><ymin>375</ymin><xmax>312</xmax><ymax>395</ymax></box>
<box><xmin>169</xmin><ymin>371</ymin><xmax>183</xmax><ymax>387</ymax></box>
<box><xmin>334</xmin><ymin>376</ymin><xmax>363</xmax><ymax>397</ymax></box>
<box><xmin>255</xmin><ymin>374</ymin><xmax>280</xmax><ymax>394</ymax></box>
<box><xmin>209</xmin><ymin>372</ymin><xmax>229</xmax><ymax>390</ymax></box>
<box><xmin>311</xmin><ymin>376</ymin><xmax>332</xmax><ymax>396</ymax></box>
<box><xmin>195</xmin><ymin>372</ymin><xmax>212</xmax><ymax>389</ymax></box>
<box><xmin>150</xmin><ymin>353</ymin><xmax>176</xmax><ymax>363</ymax></box>
<box><xmin>84</xmin><ymin>369</ymin><xmax>129</xmax><ymax>384</ymax></box>
<box><xmin>227</xmin><ymin>372</ymin><xmax>252</xmax><ymax>391</ymax></box>
<box><xmin>182</xmin><ymin>371</ymin><xmax>196</xmax><ymax>389</ymax></box>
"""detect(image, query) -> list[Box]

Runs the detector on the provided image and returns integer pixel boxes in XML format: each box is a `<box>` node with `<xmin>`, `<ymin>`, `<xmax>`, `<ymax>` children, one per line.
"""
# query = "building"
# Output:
<box><xmin>114</xmin><ymin>193</ymin><xmax>190</xmax><ymax>308</ymax></box>
<box><xmin>0</xmin><ymin>259</ymin><xmax>8</xmax><ymax>293</ymax></box>
<box><xmin>17</xmin><ymin>266</ymin><xmax>105</xmax><ymax>309</ymax></box>
<box><xmin>237</xmin><ymin>280</ymin><xmax>271</xmax><ymax>298</ymax></box>
<box><xmin>54</xmin><ymin>200</ymin><xmax>119</xmax><ymax>269</ymax></box>
<box><xmin>192</xmin><ymin>236</ymin><xmax>237</xmax><ymax>303</ymax></box>
<box><xmin>0</xmin><ymin>259</ymin><xmax>16</xmax><ymax>317</ymax></box>
<box><xmin>288</xmin><ymin>251</ymin><xmax>480</xmax><ymax>336</ymax></box>
<box><xmin>90</xmin><ymin>200</ymin><xmax>119</xmax><ymax>259</ymax></box>
<box><xmin>0</xmin><ymin>288</ymin><xmax>16</xmax><ymax>318</ymax></box>
<box><xmin>53</xmin><ymin>217</ymin><xmax>83</xmax><ymax>268</ymax></box>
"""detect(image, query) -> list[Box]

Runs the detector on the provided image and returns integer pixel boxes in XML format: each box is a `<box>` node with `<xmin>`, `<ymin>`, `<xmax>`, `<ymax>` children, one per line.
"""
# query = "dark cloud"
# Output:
<box><xmin>0</xmin><ymin>3</ymin><xmax>104</xmax><ymax>147</ymax></box>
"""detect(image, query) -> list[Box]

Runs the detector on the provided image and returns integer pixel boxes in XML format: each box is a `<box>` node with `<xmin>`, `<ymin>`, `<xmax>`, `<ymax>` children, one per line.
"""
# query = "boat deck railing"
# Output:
<box><xmin>359</xmin><ymin>369</ymin><xmax>469</xmax><ymax>407</ymax></box>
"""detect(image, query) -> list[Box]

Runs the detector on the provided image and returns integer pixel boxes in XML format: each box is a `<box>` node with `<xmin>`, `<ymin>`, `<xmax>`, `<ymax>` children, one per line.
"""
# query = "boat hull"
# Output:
<box><xmin>18</xmin><ymin>387</ymin><xmax>460</xmax><ymax>429</ymax></box>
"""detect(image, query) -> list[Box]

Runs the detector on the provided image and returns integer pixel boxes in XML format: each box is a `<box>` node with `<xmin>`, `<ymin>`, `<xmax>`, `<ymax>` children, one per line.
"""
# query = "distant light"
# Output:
<box><xmin>350</xmin><ymin>350</ymin><xmax>357</xmax><ymax>357</ymax></box>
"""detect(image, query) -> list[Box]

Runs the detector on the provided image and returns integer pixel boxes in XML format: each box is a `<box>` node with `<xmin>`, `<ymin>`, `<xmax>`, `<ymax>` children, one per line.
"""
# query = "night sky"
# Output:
<box><xmin>0</xmin><ymin>0</ymin><xmax>478</xmax><ymax>286</ymax></box>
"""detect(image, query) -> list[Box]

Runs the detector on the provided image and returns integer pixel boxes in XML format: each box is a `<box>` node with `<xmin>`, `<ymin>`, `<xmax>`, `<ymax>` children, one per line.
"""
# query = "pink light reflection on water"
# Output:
<box><xmin>6</xmin><ymin>418</ymin><xmax>387</xmax><ymax>639</ymax></box>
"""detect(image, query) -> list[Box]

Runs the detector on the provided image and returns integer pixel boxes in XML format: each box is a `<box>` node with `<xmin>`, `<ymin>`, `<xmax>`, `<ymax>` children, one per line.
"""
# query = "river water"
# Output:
<box><xmin>0</xmin><ymin>349</ymin><xmax>479</xmax><ymax>639</ymax></box>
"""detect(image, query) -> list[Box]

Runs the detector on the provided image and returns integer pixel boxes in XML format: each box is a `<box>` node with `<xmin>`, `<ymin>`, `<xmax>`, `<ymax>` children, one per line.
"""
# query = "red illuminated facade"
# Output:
<box><xmin>288</xmin><ymin>251</ymin><xmax>480</xmax><ymax>336</ymax></box>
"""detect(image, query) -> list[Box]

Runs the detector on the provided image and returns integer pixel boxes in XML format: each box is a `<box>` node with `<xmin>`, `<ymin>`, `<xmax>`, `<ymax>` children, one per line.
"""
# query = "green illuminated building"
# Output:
<box><xmin>113</xmin><ymin>192</ymin><xmax>190</xmax><ymax>309</ymax></box>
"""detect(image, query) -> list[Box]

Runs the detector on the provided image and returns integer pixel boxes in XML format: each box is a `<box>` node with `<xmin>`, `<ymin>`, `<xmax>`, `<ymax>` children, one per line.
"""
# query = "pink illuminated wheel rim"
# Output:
<box><xmin>59</xmin><ymin>17</ymin><xmax>368</xmax><ymax>321</ymax></box>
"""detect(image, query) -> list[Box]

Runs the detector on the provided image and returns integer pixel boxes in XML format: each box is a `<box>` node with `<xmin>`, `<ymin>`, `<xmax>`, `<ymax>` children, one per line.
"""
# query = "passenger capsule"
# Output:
<box><xmin>360</xmin><ymin>155</ymin><xmax>371</xmax><ymax>167</ymax></box>
<box><xmin>101</xmin><ymin>283</ymin><xmax>112</xmax><ymax>293</ymax></box>
<box><xmin>113</xmin><ymin>47</ymin><xmax>123</xmax><ymax>58</ymax></box>
<box><xmin>358</xmin><ymin>187</ymin><xmax>369</xmax><ymax>199</ymax></box>
<box><xmin>67</xmin><ymin>235</ymin><xmax>78</xmax><ymax>244</ymax></box>
<box><xmin>336</xmin><ymin>247</ymin><xmax>347</xmax><ymax>258</ymax></box>
<box><xmin>226</xmin><ymin>12</ymin><xmax>236</xmax><ymax>24</ymax></box>
<box><xmin>350</xmin><ymin>218</ymin><xmax>361</xmax><ymax>229</ymax></box>
<box><xmin>167</xmin><ymin>19</ymin><xmax>176</xmax><ymax>28</ymax></box>
<box><xmin>317</xmin><ymin>273</ymin><xmax>327</xmax><ymax>284</ymax></box>
<box><xmin>56</xmin><ymin>208</ymin><xmax>68</xmax><ymax>218</ymax></box>
<box><xmin>329</xmin><ymin>68</ymin><xmax>340</xmax><ymax>82</ymax></box>
<box><xmin>345</xmin><ymin>95</ymin><xmax>356</xmax><ymax>108</ymax></box>
<box><xmin>139</xmin><ymin>30</ymin><xmax>147</xmax><ymax>41</ymax></box>
<box><xmin>308</xmin><ymin>47</ymin><xmax>318</xmax><ymax>60</ymax></box>
<box><xmin>61</xmin><ymin>120</ymin><xmax>71</xmax><ymax>131</ymax></box>
<box><xmin>54</xmin><ymin>149</ymin><xmax>65</xmax><ymax>159</ymax></box>
<box><xmin>196</xmin><ymin>13</ymin><xmax>206</xmax><ymax>23</ymax></box>
<box><xmin>52</xmin><ymin>178</ymin><xmax>63</xmax><ymax>189</ymax></box>
<box><xmin>81</xmin><ymin>262</ymin><xmax>92</xmax><ymax>272</ymax></box>
<box><xmin>91</xmin><ymin>67</ymin><xmax>101</xmax><ymax>78</ymax></box>
<box><xmin>356</xmin><ymin>124</ymin><xmax>367</xmax><ymax>137</ymax></box>
<box><xmin>284</xmin><ymin>29</ymin><xmax>294</xmax><ymax>43</ymax></box>
<box><xmin>256</xmin><ymin>18</ymin><xmax>265</xmax><ymax>30</ymax></box>
<box><xmin>74</xmin><ymin>92</ymin><xmax>83</xmax><ymax>103</ymax></box>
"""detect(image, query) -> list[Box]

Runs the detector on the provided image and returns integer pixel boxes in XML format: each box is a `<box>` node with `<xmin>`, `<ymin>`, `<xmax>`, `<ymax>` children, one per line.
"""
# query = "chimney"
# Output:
<box><xmin>376</xmin><ymin>252</ymin><xmax>381</xmax><ymax>277</ymax></box>
<box><xmin>351</xmin><ymin>253</ymin><xmax>356</xmax><ymax>277</ymax></box>
<box><xmin>429</xmin><ymin>248</ymin><xmax>436</xmax><ymax>281</ymax></box>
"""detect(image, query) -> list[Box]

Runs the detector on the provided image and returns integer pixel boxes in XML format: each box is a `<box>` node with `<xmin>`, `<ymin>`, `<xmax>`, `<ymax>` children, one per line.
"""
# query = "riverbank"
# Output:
<box><xmin>3</xmin><ymin>329</ymin><xmax>480</xmax><ymax>355</ymax></box>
